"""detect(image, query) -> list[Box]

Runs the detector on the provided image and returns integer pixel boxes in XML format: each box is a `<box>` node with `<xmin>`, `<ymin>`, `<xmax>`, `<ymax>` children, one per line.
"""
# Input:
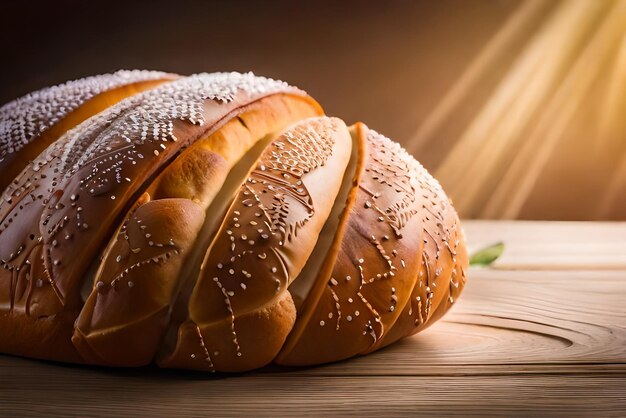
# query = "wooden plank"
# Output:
<box><xmin>464</xmin><ymin>220</ymin><xmax>626</xmax><ymax>270</ymax></box>
<box><xmin>0</xmin><ymin>372</ymin><xmax>624</xmax><ymax>417</ymax></box>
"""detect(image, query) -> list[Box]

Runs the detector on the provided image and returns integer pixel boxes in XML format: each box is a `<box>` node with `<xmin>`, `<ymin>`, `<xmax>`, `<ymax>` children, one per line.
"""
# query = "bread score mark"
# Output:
<box><xmin>158</xmin><ymin>117</ymin><xmax>351</xmax><ymax>372</ymax></box>
<box><xmin>190</xmin><ymin>117</ymin><xmax>341</xmax><ymax>360</ymax></box>
<box><xmin>287</xmin><ymin>123</ymin><xmax>363</xmax><ymax>312</ymax></box>
<box><xmin>157</xmin><ymin>117</ymin><xmax>293</xmax><ymax>368</ymax></box>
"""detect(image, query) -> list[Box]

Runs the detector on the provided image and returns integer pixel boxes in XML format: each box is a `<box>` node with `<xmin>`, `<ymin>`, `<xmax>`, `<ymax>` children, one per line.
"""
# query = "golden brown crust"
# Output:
<box><xmin>0</xmin><ymin>309</ymin><xmax>83</xmax><ymax>363</ymax></box>
<box><xmin>372</xmin><ymin>213</ymin><xmax>467</xmax><ymax>350</ymax></box>
<box><xmin>276</xmin><ymin>124</ymin><xmax>468</xmax><ymax>366</ymax></box>
<box><xmin>149</xmin><ymin>147</ymin><xmax>229</xmax><ymax>205</ymax></box>
<box><xmin>161</xmin><ymin>290</ymin><xmax>296</xmax><ymax>372</ymax></box>
<box><xmin>73</xmin><ymin>197</ymin><xmax>208</xmax><ymax>366</ymax></box>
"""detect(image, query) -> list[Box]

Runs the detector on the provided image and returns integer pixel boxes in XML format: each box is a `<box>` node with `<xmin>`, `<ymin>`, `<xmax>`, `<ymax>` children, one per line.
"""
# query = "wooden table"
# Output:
<box><xmin>1</xmin><ymin>221</ymin><xmax>625</xmax><ymax>416</ymax></box>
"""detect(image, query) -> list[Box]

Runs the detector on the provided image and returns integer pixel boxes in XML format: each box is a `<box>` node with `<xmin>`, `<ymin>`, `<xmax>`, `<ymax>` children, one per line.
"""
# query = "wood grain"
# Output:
<box><xmin>1</xmin><ymin>372</ymin><xmax>625</xmax><ymax>417</ymax></box>
<box><xmin>0</xmin><ymin>220</ymin><xmax>625</xmax><ymax>416</ymax></box>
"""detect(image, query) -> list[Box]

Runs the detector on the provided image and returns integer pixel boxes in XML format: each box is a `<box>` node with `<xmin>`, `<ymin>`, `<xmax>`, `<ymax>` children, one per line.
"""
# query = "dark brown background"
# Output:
<box><xmin>0</xmin><ymin>0</ymin><xmax>515</xmax><ymax>151</ymax></box>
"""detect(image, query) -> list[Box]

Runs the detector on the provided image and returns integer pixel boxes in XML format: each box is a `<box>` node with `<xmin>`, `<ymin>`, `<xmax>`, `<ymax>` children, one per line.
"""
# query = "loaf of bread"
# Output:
<box><xmin>0</xmin><ymin>71</ymin><xmax>467</xmax><ymax>372</ymax></box>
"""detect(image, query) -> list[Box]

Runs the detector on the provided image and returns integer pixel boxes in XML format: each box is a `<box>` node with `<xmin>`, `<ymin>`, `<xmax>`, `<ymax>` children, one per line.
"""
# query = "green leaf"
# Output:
<box><xmin>469</xmin><ymin>241</ymin><xmax>505</xmax><ymax>267</ymax></box>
